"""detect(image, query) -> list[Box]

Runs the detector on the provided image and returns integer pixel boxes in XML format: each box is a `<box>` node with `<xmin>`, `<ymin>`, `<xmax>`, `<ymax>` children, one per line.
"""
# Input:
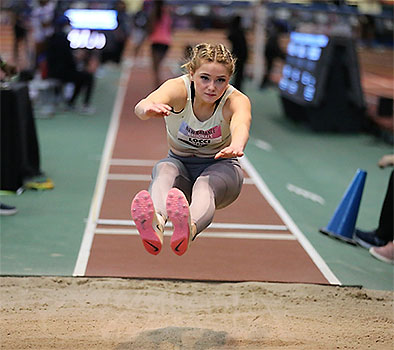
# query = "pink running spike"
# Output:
<box><xmin>166</xmin><ymin>188</ymin><xmax>191</xmax><ymax>256</ymax></box>
<box><xmin>131</xmin><ymin>190</ymin><xmax>162</xmax><ymax>255</ymax></box>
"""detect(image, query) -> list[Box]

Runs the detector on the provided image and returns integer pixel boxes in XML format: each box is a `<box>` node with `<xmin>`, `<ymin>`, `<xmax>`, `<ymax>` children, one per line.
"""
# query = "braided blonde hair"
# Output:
<box><xmin>182</xmin><ymin>43</ymin><xmax>236</xmax><ymax>76</ymax></box>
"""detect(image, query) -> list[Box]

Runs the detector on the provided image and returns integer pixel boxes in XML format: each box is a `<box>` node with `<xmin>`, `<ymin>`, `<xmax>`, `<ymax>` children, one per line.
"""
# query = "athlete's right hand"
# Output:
<box><xmin>143</xmin><ymin>103</ymin><xmax>172</xmax><ymax>118</ymax></box>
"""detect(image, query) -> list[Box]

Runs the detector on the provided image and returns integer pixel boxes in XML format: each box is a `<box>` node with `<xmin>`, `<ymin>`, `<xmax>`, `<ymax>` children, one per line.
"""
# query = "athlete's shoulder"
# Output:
<box><xmin>229</xmin><ymin>86</ymin><xmax>249</xmax><ymax>99</ymax></box>
<box><xmin>155</xmin><ymin>76</ymin><xmax>188</xmax><ymax>110</ymax></box>
<box><xmin>163</xmin><ymin>75</ymin><xmax>187</xmax><ymax>87</ymax></box>
<box><xmin>159</xmin><ymin>76</ymin><xmax>186</xmax><ymax>95</ymax></box>
<box><xmin>226</xmin><ymin>88</ymin><xmax>251</xmax><ymax>108</ymax></box>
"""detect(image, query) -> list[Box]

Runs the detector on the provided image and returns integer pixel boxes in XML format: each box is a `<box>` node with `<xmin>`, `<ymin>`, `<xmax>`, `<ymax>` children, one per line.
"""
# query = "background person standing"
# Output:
<box><xmin>147</xmin><ymin>0</ymin><xmax>173</xmax><ymax>87</ymax></box>
<box><xmin>227</xmin><ymin>15</ymin><xmax>249</xmax><ymax>92</ymax></box>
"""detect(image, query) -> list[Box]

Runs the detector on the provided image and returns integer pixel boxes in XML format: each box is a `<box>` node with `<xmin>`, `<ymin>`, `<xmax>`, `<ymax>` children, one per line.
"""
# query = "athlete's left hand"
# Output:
<box><xmin>214</xmin><ymin>146</ymin><xmax>244</xmax><ymax>159</ymax></box>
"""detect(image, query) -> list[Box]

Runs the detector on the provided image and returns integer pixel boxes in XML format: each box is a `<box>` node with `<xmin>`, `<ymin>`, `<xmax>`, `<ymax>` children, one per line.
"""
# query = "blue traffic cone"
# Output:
<box><xmin>320</xmin><ymin>169</ymin><xmax>367</xmax><ymax>245</ymax></box>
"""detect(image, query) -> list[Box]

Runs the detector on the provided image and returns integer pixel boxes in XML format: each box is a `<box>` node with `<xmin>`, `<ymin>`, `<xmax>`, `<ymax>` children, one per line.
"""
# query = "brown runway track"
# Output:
<box><xmin>82</xmin><ymin>61</ymin><xmax>330</xmax><ymax>285</ymax></box>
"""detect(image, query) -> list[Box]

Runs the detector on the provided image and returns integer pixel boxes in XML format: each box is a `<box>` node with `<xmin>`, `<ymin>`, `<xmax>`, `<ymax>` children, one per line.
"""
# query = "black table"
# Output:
<box><xmin>1</xmin><ymin>82</ymin><xmax>42</xmax><ymax>191</ymax></box>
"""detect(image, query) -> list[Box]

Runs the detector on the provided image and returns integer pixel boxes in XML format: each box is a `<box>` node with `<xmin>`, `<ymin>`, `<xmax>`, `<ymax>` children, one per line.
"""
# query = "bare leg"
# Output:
<box><xmin>189</xmin><ymin>175</ymin><xmax>216</xmax><ymax>234</ymax></box>
<box><xmin>131</xmin><ymin>159</ymin><xmax>187</xmax><ymax>255</ymax></box>
<box><xmin>151</xmin><ymin>45</ymin><xmax>168</xmax><ymax>87</ymax></box>
<box><xmin>151</xmin><ymin>49</ymin><xmax>161</xmax><ymax>87</ymax></box>
<box><xmin>149</xmin><ymin>160</ymin><xmax>189</xmax><ymax>219</ymax></box>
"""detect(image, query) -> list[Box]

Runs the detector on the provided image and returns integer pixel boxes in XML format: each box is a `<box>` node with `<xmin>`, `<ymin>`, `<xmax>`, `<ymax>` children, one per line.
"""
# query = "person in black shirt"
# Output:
<box><xmin>354</xmin><ymin>154</ymin><xmax>394</xmax><ymax>263</ymax></box>
<box><xmin>46</xmin><ymin>16</ymin><xmax>95</xmax><ymax>114</ymax></box>
<box><xmin>227</xmin><ymin>15</ymin><xmax>249</xmax><ymax>92</ymax></box>
<box><xmin>260</xmin><ymin>20</ymin><xmax>286</xmax><ymax>88</ymax></box>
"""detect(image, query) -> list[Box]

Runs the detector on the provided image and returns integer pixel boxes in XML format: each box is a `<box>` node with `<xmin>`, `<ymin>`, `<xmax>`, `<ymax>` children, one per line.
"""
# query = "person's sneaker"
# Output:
<box><xmin>353</xmin><ymin>229</ymin><xmax>388</xmax><ymax>249</ymax></box>
<box><xmin>369</xmin><ymin>242</ymin><xmax>394</xmax><ymax>264</ymax></box>
<box><xmin>166</xmin><ymin>188</ymin><xmax>193</xmax><ymax>256</ymax></box>
<box><xmin>131</xmin><ymin>190</ymin><xmax>164</xmax><ymax>255</ymax></box>
<box><xmin>80</xmin><ymin>105</ymin><xmax>96</xmax><ymax>115</ymax></box>
<box><xmin>0</xmin><ymin>203</ymin><xmax>18</xmax><ymax>216</ymax></box>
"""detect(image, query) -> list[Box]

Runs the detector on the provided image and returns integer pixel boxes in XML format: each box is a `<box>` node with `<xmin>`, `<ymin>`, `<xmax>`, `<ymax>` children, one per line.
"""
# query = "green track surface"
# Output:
<box><xmin>245</xmin><ymin>84</ymin><xmax>393</xmax><ymax>291</ymax></box>
<box><xmin>1</xmin><ymin>65</ymin><xmax>393</xmax><ymax>291</ymax></box>
<box><xmin>0</xmin><ymin>65</ymin><xmax>121</xmax><ymax>276</ymax></box>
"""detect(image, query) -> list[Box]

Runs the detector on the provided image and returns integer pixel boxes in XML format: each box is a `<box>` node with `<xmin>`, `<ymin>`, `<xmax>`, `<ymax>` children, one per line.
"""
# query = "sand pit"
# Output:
<box><xmin>0</xmin><ymin>277</ymin><xmax>392</xmax><ymax>349</ymax></box>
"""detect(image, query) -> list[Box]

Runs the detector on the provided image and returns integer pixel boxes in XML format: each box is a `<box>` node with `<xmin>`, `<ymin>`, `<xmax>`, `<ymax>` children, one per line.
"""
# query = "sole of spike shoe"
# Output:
<box><xmin>131</xmin><ymin>190</ymin><xmax>162</xmax><ymax>255</ymax></box>
<box><xmin>166</xmin><ymin>188</ymin><xmax>191</xmax><ymax>256</ymax></box>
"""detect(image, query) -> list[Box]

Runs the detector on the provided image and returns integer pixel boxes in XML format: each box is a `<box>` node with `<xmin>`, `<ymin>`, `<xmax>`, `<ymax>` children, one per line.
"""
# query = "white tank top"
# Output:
<box><xmin>164</xmin><ymin>75</ymin><xmax>235</xmax><ymax>158</ymax></box>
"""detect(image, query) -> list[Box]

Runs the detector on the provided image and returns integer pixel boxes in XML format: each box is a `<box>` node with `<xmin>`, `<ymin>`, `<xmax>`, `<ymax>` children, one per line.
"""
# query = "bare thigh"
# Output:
<box><xmin>149</xmin><ymin>158</ymin><xmax>192</xmax><ymax>216</ymax></box>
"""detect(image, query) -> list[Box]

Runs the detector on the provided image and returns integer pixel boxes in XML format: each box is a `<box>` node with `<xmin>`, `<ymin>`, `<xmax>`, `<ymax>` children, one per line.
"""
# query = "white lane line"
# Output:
<box><xmin>210</xmin><ymin>222</ymin><xmax>286</xmax><ymax>231</ymax></box>
<box><xmin>240</xmin><ymin>156</ymin><xmax>341</xmax><ymax>285</ymax></box>
<box><xmin>286</xmin><ymin>183</ymin><xmax>325</xmax><ymax>205</ymax></box>
<box><xmin>106</xmin><ymin>172</ymin><xmax>252</xmax><ymax>185</ymax></box>
<box><xmin>95</xmin><ymin>228</ymin><xmax>296</xmax><ymax>240</ymax></box>
<box><xmin>73</xmin><ymin>60</ymin><xmax>133</xmax><ymax>277</ymax></box>
<box><xmin>110</xmin><ymin>159</ymin><xmax>157</xmax><ymax>166</ymax></box>
<box><xmin>109</xmin><ymin>158</ymin><xmax>254</xmax><ymax>184</ymax></box>
<box><xmin>96</xmin><ymin>218</ymin><xmax>288</xmax><ymax>231</ymax></box>
<box><xmin>243</xmin><ymin>177</ymin><xmax>254</xmax><ymax>185</ymax></box>
<box><xmin>107</xmin><ymin>174</ymin><xmax>151</xmax><ymax>181</ymax></box>
<box><xmin>250</xmin><ymin>137</ymin><xmax>273</xmax><ymax>151</ymax></box>
<box><xmin>107</xmin><ymin>173</ymin><xmax>254</xmax><ymax>184</ymax></box>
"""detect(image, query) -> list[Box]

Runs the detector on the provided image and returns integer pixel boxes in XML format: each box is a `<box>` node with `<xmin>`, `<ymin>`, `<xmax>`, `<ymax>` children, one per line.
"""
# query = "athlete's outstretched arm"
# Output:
<box><xmin>134</xmin><ymin>78</ymin><xmax>185</xmax><ymax>120</ymax></box>
<box><xmin>215</xmin><ymin>92</ymin><xmax>252</xmax><ymax>159</ymax></box>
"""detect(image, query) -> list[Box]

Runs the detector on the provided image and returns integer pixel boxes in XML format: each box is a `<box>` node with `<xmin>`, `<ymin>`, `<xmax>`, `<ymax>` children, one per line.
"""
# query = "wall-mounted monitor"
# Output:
<box><xmin>279</xmin><ymin>32</ymin><xmax>330</xmax><ymax>106</ymax></box>
<box><xmin>279</xmin><ymin>32</ymin><xmax>365</xmax><ymax>132</ymax></box>
<box><xmin>64</xmin><ymin>9</ymin><xmax>118</xmax><ymax>50</ymax></box>
<box><xmin>65</xmin><ymin>9</ymin><xmax>118</xmax><ymax>30</ymax></box>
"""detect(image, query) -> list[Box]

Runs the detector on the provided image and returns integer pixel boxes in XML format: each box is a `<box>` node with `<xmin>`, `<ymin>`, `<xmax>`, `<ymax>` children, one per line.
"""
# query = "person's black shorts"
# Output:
<box><xmin>151</xmin><ymin>43</ymin><xmax>169</xmax><ymax>55</ymax></box>
<box><xmin>14</xmin><ymin>25</ymin><xmax>27</xmax><ymax>40</ymax></box>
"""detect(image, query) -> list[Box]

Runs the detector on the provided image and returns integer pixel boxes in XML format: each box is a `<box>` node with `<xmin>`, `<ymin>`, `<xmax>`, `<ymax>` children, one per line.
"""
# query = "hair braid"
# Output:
<box><xmin>182</xmin><ymin>43</ymin><xmax>236</xmax><ymax>76</ymax></box>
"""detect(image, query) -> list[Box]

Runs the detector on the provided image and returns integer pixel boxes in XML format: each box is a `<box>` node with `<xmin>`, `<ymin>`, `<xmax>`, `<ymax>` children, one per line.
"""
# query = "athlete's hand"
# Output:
<box><xmin>214</xmin><ymin>146</ymin><xmax>244</xmax><ymax>159</ymax></box>
<box><xmin>143</xmin><ymin>103</ymin><xmax>172</xmax><ymax>118</ymax></box>
<box><xmin>378</xmin><ymin>154</ymin><xmax>394</xmax><ymax>168</ymax></box>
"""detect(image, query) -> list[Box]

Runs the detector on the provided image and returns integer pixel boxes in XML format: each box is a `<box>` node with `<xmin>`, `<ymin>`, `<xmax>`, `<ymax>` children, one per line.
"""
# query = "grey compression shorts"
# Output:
<box><xmin>148</xmin><ymin>151</ymin><xmax>244</xmax><ymax>234</ymax></box>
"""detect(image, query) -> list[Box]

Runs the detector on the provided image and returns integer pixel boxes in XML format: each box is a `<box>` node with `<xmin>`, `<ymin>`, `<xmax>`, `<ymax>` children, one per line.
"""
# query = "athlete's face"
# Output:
<box><xmin>190</xmin><ymin>61</ymin><xmax>231</xmax><ymax>104</ymax></box>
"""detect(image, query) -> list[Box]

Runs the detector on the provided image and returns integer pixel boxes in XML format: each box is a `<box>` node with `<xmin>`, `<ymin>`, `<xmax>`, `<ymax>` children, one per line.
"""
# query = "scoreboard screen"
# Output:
<box><xmin>279</xmin><ymin>32</ymin><xmax>365</xmax><ymax>132</ymax></box>
<box><xmin>65</xmin><ymin>9</ymin><xmax>118</xmax><ymax>30</ymax></box>
<box><xmin>279</xmin><ymin>32</ymin><xmax>330</xmax><ymax>106</ymax></box>
<box><xmin>64</xmin><ymin>9</ymin><xmax>118</xmax><ymax>50</ymax></box>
